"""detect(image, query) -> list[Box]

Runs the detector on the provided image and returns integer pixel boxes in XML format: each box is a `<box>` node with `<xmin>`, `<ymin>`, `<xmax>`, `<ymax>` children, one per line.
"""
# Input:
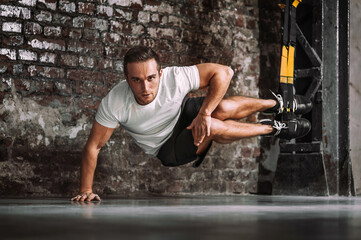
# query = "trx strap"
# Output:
<box><xmin>279</xmin><ymin>0</ymin><xmax>301</xmax><ymax>121</ymax></box>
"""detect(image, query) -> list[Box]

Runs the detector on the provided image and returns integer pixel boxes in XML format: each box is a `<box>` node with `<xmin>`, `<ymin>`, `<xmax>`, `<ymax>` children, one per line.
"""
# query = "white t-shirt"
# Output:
<box><xmin>95</xmin><ymin>65</ymin><xmax>200</xmax><ymax>156</ymax></box>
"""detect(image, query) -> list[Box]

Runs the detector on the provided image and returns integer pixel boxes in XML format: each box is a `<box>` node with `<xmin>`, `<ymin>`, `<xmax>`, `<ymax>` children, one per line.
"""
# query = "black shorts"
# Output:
<box><xmin>156</xmin><ymin>96</ymin><xmax>212</xmax><ymax>167</ymax></box>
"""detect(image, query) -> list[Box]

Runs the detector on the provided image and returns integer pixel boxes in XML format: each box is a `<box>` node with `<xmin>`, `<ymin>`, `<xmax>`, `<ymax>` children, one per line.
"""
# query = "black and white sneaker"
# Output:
<box><xmin>260</xmin><ymin>118</ymin><xmax>311</xmax><ymax>140</ymax></box>
<box><xmin>263</xmin><ymin>90</ymin><xmax>313</xmax><ymax>115</ymax></box>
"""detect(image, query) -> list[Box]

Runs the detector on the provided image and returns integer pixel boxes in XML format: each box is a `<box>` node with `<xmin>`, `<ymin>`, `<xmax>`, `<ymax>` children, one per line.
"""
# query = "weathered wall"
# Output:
<box><xmin>0</xmin><ymin>0</ymin><xmax>260</xmax><ymax>197</ymax></box>
<box><xmin>350</xmin><ymin>0</ymin><xmax>361</xmax><ymax>195</ymax></box>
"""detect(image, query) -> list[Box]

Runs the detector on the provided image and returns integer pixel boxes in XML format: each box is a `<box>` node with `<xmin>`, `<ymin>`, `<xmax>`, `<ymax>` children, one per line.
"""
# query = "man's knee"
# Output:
<box><xmin>212</xmin><ymin>99</ymin><xmax>233</xmax><ymax>120</ymax></box>
<box><xmin>209</xmin><ymin>118</ymin><xmax>226</xmax><ymax>138</ymax></box>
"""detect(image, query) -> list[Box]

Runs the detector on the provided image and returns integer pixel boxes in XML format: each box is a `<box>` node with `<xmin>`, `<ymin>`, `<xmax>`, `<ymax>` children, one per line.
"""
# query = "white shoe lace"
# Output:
<box><xmin>293</xmin><ymin>98</ymin><xmax>298</xmax><ymax>112</ymax></box>
<box><xmin>273</xmin><ymin>120</ymin><xmax>287</xmax><ymax>136</ymax></box>
<box><xmin>270</xmin><ymin>91</ymin><xmax>284</xmax><ymax>114</ymax></box>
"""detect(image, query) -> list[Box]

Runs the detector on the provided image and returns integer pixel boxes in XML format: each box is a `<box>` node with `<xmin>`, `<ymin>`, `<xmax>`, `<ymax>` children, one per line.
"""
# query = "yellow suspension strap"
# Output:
<box><xmin>279</xmin><ymin>0</ymin><xmax>301</xmax><ymax>121</ymax></box>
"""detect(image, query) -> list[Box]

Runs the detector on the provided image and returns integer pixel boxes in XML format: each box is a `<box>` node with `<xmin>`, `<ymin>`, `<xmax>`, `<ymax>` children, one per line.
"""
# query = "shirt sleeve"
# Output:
<box><xmin>176</xmin><ymin>65</ymin><xmax>200</xmax><ymax>92</ymax></box>
<box><xmin>95</xmin><ymin>94</ymin><xmax>119</xmax><ymax>128</ymax></box>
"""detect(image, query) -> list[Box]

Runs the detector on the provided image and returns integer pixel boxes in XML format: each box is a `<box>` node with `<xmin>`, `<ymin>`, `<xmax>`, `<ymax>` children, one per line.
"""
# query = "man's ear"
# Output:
<box><xmin>159</xmin><ymin>69</ymin><xmax>163</xmax><ymax>78</ymax></box>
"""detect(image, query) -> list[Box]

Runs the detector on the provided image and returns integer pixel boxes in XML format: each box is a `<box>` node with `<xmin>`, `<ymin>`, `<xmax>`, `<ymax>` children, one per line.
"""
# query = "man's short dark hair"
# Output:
<box><xmin>123</xmin><ymin>46</ymin><xmax>161</xmax><ymax>76</ymax></box>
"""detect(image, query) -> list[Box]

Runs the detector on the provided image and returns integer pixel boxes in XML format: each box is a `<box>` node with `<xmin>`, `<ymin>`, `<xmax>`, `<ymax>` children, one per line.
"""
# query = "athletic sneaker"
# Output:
<box><xmin>263</xmin><ymin>90</ymin><xmax>313</xmax><ymax>115</ymax></box>
<box><xmin>260</xmin><ymin>118</ymin><xmax>311</xmax><ymax>140</ymax></box>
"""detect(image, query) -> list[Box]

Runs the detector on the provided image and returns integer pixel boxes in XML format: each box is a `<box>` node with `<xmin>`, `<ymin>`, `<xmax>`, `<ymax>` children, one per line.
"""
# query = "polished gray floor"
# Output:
<box><xmin>1</xmin><ymin>195</ymin><xmax>361</xmax><ymax>240</ymax></box>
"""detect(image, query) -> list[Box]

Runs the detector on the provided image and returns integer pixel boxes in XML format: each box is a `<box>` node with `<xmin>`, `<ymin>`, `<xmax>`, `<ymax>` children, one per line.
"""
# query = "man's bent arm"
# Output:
<box><xmin>71</xmin><ymin>121</ymin><xmax>115</xmax><ymax>201</ymax></box>
<box><xmin>188</xmin><ymin>63</ymin><xmax>233</xmax><ymax>146</ymax></box>
<box><xmin>197</xmin><ymin>63</ymin><xmax>233</xmax><ymax>116</ymax></box>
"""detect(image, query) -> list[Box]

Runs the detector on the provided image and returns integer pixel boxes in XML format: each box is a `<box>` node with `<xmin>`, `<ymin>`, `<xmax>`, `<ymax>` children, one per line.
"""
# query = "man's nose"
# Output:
<box><xmin>141</xmin><ymin>81</ymin><xmax>149</xmax><ymax>92</ymax></box>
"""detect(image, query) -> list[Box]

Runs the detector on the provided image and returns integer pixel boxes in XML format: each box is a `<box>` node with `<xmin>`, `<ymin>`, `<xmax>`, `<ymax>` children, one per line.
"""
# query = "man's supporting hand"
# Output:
<box><xmin>71</xmin><ymin>191</ymin><xmax>101</xmax><ymax>202</ymax></box>
<box><xmin>187</xmin><ymin>114</ymin><xmax>211</xmax><ymax>146</ymax></box>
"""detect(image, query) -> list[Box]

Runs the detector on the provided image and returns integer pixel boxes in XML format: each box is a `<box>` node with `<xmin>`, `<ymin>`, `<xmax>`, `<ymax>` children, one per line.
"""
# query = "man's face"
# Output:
<box><xmin>125</xmin><ymin>59</ymin><xmax>162</xmax><ymax>105</ymax></box>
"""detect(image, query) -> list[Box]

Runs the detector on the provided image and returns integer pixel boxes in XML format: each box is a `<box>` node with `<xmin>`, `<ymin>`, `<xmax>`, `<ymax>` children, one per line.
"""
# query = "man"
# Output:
<box><xmin>71</xmin><ymin>46</ymin><xmax>311</xmax><ymax>202</ymax></box>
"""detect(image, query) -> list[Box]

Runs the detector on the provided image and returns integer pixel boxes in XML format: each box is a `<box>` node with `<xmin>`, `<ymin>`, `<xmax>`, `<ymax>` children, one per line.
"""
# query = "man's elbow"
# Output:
<box><xmin>82</xmin><ymin>142</ymin><xmax>102</xmax><ymax>156</ymax></box>
<box><xmin>224</xmin><ymin>66</ymin><xmax>234</xmax><ymax>81</ymax></box>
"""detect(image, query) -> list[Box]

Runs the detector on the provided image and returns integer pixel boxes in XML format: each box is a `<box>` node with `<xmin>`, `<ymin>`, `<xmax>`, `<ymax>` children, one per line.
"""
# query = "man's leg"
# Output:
<box><xmin>196</xmin><ymin>118</ymin><xmax>273</xmax><ymax>155</ymax></box>
<box><xmin>211</xmin><ymin>96</ymin><xmax>276</xmax><ymax>121</ymax></box>
<box><xmin>195</xmin><ymin>96</ymin><xmax>276</xmax><ymax>155</ymax></box>
<box><xmin>195</xmin><ymin>95</ymin><xmax>311</xmax><ymax>156</ymax></box>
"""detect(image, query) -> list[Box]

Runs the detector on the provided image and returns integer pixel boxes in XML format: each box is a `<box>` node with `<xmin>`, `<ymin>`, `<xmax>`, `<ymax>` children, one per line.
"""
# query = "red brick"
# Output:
<box><xmin>82</xmin><ymin>29</ymin><xmax>100</xmax><ymax>42</ymax></box>
<box><xmin>0</xmin><ymin>48</ymin><xmax>16</xmax><ymax>60</ymax></box>
<box><xmin>105</xmin><ymin>46</ymin><xmax>126</xmax><ymax>58</ymax></box>
<box><xmin>178</xmin><ymin>54</ymin><xmax>198</xmax><ymax>65</ymax></box>
<box><xmin>76</xmin><ymin>97</ymin><xmax>101</xmax><ymax>110</ymax></box>
<box><xmin>75</xmin><ymin>17</ymin><xmax>108</xmax><ymax>31</ymax></box>
<box><xmin>19</xmin><ymin>50</ymin><xmax>37</xmax><ymax>61</ymax></box>
<box><xmin>102</xmin><ymin>32</ymin><xmax>121</xmax><ymax>45</ymax></box>
<box><xmin>62</xmin><ymin>28</ymin><xmax>82</xmax><ymax>39</ymax></box>
<box><xmin>104</xmin><ymin>72</ymin><xmax>122</xmax><ymax>87</ymax></box>
<box><xmin>253</xmin><ymin>147</ymin><xmax>261</xmax><ymax>158</ymax></box>
<box><xmin>97</xmin><ymin>5</ymin><xmax>113</xmax><ymax>17</ymax></box>
<box><xmin>2</xmin><ymin>35</ymin><xmax>24</xmax><ymax>46</ymax></box>
<box><xmin>0</xmin><ymin>0</ymin><xmax>18</xmax><ymax>4</ymax></box>
<box><xmin>14</xmin><ymin>78</ymin><xmax>54</xmax><ymax>95</ymax></box>
<box><xmin>40</xmin><ymin>52</ymin><xmax>57</xmax><ymax>64</ymax></box>
<box><xmin>31</xmin><ymin>80</ymin><xmax>54</xmax><ymax>94</ymax></box>
<box><xmin>246</xmin><ymin>18</ymin><xmax>256</xmax><ymax>29</ymax></box>
<box><xmin>120</xmin><ymin>22</ymin><xmax>132</xmax><ymax>33</ymax></box>
<box><xmin>145</xmin><ymin>0</ymin><xmax>161</xmax><ymax>6</ymax></box>
<box><xmin>67</xmin><ymin>69</ymin><xmax>103</xmax><ymax>82</ymax></box>
<box><xmin>60</xmin><ymin>54</ymin><xmax>78</xmax><ymax>66</ymax></box>
<box><xmin>130</xmin><ymin>1</ymin><xmax>143</xmax><ymax>8</ymax></box>
<box><xmin>75</xmin><ymin>81</ymin><xmax>108</xmax><ymax>97</ymax></box>
<box><xmin>0</xmin><ymin>62</ymin><xmax>13</xmax><ymax>74</ymax></box>
<box><xmin>31</xmin><ymin>95</ymin><xmax>71</xmax><ymax>107</ymax></box>
<box><xmin>123</xmin><ymin>36</ymin><xmax>140</xmax><ymax>46</ymax></box>
<box><xmin>139</xmin><ymin>38</ymin><xmax>156</xmax><ymax>48</ymax></box>
<box><xmin>35</xmin><ymin>10</ymin><xmax>52</xmax><ymax>22</ymax></box>
<box><xmin>79</xmin><ymin>56</ymin><xmax>95</xmax><ymax>68</ymax></box>
<box><xmin>28</xmin><ymin>65</ymin><xmax>65</xmax><ymax>79</ymax></box>
<box><xmin>236</xmin><ymin>16</ymin><xmax>245</xmax><ymax>27</ymax></box>
<box><xmin>37</xmin><ymin>0</ymin><xmax>57</xmax><ymax>10</ymax></box>
<box><xmin>131</xmin><ymin>23</ymin><xmax>145</xmax><ymax>36</ymax></box>
<box><xmin>97</xmin><ymin>58</ymin><xmax>113</xmax><ymax>70</ymax></box>
<box><xmin>28</xmin><ymin>37</ymin><xmax>65</xmax><ymax>51</ymax></box>
<box><xmin>241</xmin><ymin>148</ymin><xmax>252</xmax><ymax>158</ymax></box>
<box><xmin>93</xmin><ymin>84</ymin><xmax>109</xmax><ymax>97</ymax></box>
<box><xmin>24</xmin><ymin>22</ymin><xmax>42</xmax><ymax>34</ymax></box>
<box><xmin>78</xmin><ymin>2</ymin><xmax>95</xmax><ymax>15</ymax></box>
<box><xmin>67</xmin><ymin>40</ymin><xmax>103</xmax><ymax>55</ymax></box>
<box><xmin>154</xmin><ymin>40</ymin><xmax>172</xmax><ymax>51</ymax></box>
<box><xmin>44</xmin><ymin>26</ymin><xmax>62</xmax><ymax>37</ymax></box>
<box><xmin>110</xmin><ymin>20</ymin><xmax>121</xmax><ymax>32</ymax></box>
<box><xmin>14</xmin><ymin>78</ymin><xmax>31</xmax><ymax>92</ymax></box>
<box><xmin>59</xmin><ymin>0</ymin><xmax>75</xmax><ymax>13</ymax></box>
<box><xmin>53</xmin><ymin>13</ymin><xmax>72</xmax><ymax>26</ymax></box>
<box><xmin>0</xmin><ymin>62</ymin><xmax>20</xmax><ymax>75</ymax></box>
<box><xmin>113</xmin><ymin>8</ymin><xmax>133</xmax><ymax>20</ymax></box>
<box><xmin>0</xmin><ymin>5</ymin><xmax>31</xmax><ymax>19</ymax></box>
<box><xmin>54</xmin><ymin>81</ymin><xmax>72</xmax><ymax>96</ymax></box>
<box><xmin>167</xmin><ymin>182</ymin><xmax>183</xmax><ymax>193</ymax></box>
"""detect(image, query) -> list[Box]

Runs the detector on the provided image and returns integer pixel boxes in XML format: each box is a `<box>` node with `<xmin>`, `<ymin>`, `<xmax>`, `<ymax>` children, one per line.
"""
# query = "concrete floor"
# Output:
<box><xmin>1</xmin><ymin>195</ymin><xmax>361</xmax><ymax>240</ymax></box>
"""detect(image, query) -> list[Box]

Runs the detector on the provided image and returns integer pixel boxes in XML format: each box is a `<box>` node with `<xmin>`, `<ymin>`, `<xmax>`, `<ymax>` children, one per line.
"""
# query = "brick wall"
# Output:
<box><xmin>0</xmin><ymin>0</ymin><xmax>260</xmax><ymax>197</ymax></box>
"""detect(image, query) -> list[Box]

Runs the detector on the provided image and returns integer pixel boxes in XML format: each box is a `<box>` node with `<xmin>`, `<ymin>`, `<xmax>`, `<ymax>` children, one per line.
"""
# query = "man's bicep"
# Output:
<box><xmin>196</xmin><ymin>63</ymin><xmax>232</xmax><ymax>89</ymax></box>
<box><xmin>196</xmin><ymin>63</ymin><xmax>215</xmax><ymax>89</ymax></box>
<box><xmin>86</xmin><ymin>120</ymin><xmax>116</xmax><ymax>149</ymax></box>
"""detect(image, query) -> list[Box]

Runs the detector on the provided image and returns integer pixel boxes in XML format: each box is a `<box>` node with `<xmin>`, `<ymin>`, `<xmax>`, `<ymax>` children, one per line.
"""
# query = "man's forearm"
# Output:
<box><xmin>80</xmin><ymin>146</ymin><xmax>99</xmax><ymax>193</ymax></box>
<box><xmin>199</xmin><ymin>67</ymin><xmax>233</xmax><ymax>116</ymax></box>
